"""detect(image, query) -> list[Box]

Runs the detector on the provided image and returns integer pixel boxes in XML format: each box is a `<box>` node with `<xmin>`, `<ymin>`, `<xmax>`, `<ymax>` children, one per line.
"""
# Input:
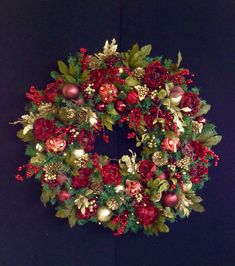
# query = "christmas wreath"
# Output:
<box><xmin>13</xmin><ymin>39</ymin><xmax>221</xmax><ymax>236</ymax></box>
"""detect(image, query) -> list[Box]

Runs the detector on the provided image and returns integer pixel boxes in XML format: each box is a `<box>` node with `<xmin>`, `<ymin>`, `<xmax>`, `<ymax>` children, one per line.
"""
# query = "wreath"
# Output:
<box><xmin>13</xmin><ymin>39</ymin><xmax>221</xmax><ymax>236</ymax></box>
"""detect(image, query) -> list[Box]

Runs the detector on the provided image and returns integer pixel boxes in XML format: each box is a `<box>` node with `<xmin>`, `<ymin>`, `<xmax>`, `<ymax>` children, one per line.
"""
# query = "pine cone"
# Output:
<box><xmin>90</xmin><ymin>180</ymin><xmax>104</xmax><ymax>194</ymax></box>
<box><xmin>106</xmin><ymin>198</ymin><xmax>119</xmax><ymax>210</ymax></box>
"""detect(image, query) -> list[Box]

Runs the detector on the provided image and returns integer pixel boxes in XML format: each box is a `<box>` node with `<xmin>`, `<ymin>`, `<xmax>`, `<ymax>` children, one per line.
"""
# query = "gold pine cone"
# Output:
<box><xmin>106</xmin><ymin>198</ymin><xmax>120</xmax><ymax>211</ymax></box>
<box><xmin>90</xmin><ymin>180</ymin><xmax>104</xmax><ymax>194</ymax></box>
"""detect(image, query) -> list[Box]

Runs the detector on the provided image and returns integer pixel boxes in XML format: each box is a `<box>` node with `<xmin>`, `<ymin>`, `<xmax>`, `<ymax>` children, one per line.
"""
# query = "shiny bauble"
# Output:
<box><xmin>162</xmin><ymin>192</ymin><xmax>178</xmax><ymax>207</ymax></box>
<box><xmin>95</xmin><ymin>102</ymin><xmax>106</xmax><ymax>112</ymax></box>
<box><xmin>115</xmin><ymin>100</ymin><xmax>126</xmax><ymax>113</ymax></box>
<box><xmin>57</xmin><ymin>190</ymin><xmax>71</xmax><ymax>202</ymax></box>
<box><xmin>62</xmin><ymin>84</ymin><xmax>79</xmax><ymax>99</ymax></box>
<box><xmin>96</xmin><ymin>206</ymin><xmax>112</xmax><ymax>222</ymax></box>
<box><xmin>157</xmin><ymin>172</ymin><xmax>166</xmax><ymax>179</ymax></box>
<box><xmin>73</xmin><ymin>148</ymin><xmax>85</xmax><ymax>158</ymax></box>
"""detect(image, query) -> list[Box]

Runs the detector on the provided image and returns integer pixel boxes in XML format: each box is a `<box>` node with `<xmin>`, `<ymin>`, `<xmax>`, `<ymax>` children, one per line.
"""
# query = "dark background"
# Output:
<box><xmin>0</xmin><ymin>1</ymin><xmax>234</xmax><ymax>265</ymax></box>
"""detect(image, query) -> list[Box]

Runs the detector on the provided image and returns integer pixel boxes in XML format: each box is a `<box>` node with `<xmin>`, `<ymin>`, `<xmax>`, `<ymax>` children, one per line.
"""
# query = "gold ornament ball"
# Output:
<box><xmin>96</xmin><ymin>206</ymin><xmax>112</xmax><ymax>222</ymax></box>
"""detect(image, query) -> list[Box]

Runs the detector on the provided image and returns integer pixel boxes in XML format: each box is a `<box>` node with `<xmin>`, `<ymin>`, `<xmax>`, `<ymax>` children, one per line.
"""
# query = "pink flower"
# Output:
<box><xmin>126</xmin><ymin>180</ymin><xmax>142</xmax><ymax>196</ymax></box>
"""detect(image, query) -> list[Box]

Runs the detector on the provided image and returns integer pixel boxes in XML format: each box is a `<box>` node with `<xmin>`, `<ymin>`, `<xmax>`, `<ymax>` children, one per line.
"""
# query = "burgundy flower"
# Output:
<box><xmin>190</xmin><ymin>163</ymin><xmax>208</xmax><ymax>183</ymax></box>
<box><xmin>139</xmin><ymin>160</ymin><xmax>157</xmax><ymax>182</ymax></box>
<box><xmin>135</xmin><ymin>204</ymin><xmax>158</xmax><ymax>226</ymax></box>
<box><xmin>126</xmin><ymin>90</ymin><xmax>139</xmax><ymax>105</ymax></box>
<box><xmin>89</xmin><ymin>69</ymin><xmax>106</xmax><ymax>89</ymax></box>
<box><xmin>44</xmin><ymin>82</ymin><xmax>60</xmax><ymax>102</ymax></box>
<box><xmin>77</xmin><ymin>129</ymin><xmax>95</xmax><ymax>152</ymax></box>
<box><xmin>179</xmin><ymin>92</ymin><xmax>200</xmax><ymax>116</ymax></box>
<box><xmin>102</xmin><ymin>163</ymin><xmax>122</xmax><ymax>186</ymax></box>
<box><xmin>33</xmin><ymin>118</ymin><xmax>56</xmax><ymax>141</ymax></box>
<box><xmin>72</xmin><ymin>168</ymin><xmax>92</xmax><ymax>188</ymax></box>
<box><xmin>144</xmin><ymin>61</ymin><xmax>168</xmax><ymax>89</ymax></box>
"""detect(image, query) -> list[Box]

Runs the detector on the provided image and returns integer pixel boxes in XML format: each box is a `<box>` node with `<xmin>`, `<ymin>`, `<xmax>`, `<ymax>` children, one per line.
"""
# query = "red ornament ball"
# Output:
<box><xmin>95</xmin><ymin>102</ymin><xmax>106</xmax><ymax>112</ymax></box>
<box><xmin>62</xmin><ymin>84</ymin><xmax>79</xmax><ymax>99</ymax></box>
<box><xmin>115</xmin><ymin>100</ymin><xmax>126</xmax><ymax>112</ymax></box>
<box><xmin>162</xmin><ymin>192</ymin><xmax>178</xmax><ymax>207</ymax></box>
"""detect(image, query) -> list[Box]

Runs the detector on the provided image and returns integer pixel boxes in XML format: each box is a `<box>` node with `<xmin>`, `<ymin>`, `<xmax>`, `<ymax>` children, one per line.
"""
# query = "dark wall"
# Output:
<box><xmin>0</xmin><ymin>1</ymin><xmax>234</xmax><ymax>266</ymax></box>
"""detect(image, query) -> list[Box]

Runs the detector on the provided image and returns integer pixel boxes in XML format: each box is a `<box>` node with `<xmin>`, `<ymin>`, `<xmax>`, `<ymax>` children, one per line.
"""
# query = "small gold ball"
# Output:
<box><xmin>96</xmin><ymin>206</ymin><xmax>112</xmax><ymax>222</ymax></box>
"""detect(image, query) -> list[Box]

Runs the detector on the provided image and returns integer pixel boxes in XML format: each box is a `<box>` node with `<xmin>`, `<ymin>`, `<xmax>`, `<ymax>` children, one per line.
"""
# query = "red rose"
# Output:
<box><xmin>44</xmin><ymin>82</ymin><xmax>59</xmax><ymax>102</ymax></box>
<box><xmin>33</xmin><ymin>118</ymin><xmax>56</xmax><ymax>141</ymax></box>
<box><xmin>190</xmin><ymin>164</ymin><xmax>208</xmax><ymax>183</ymax></box>
<box><xmin>179</xmin><ymin>92</ymin><xmax>200</xmax><ymax>116</ymax></box>
<box><xmin>139</xmin><ymin>160</ymin><xmax>157</xmax><ymax>182</ymax></box>
<box><xmin>126</xmin><ymin>90</ymin><xmax>139</xmax><ymax>105</ymax></box>
<box><xmin>77</xmin><ymin>129</ymin><xmax>95</xmax><ymax>152</ymax></box>
<box><xmin>144</xmin><ymin>61</ymin><xmax>168</xmax><ymax>89</ymax></box>
<box><xmin>102</xmin><ymin>163</ymin><xmax>122</xmax><ymax>185</ymax></box>
<box><xmin>72</xmin><ymin>168</ymin><xmax>92</xmax><ymax>188</ymax></box>
<box><xmin>135</xmin><ymin>204</ymin><xmax>158</xmax><ymax>226</ymax></box>
<box><xmin>57</xmin><ymin>190</ymin><xmax>71</xmax><ymax>202</ymax></box>
<box><xmin>89</xmin><ymin>69</ymin><xmax>106</xmax><ymax>89</ymax></box>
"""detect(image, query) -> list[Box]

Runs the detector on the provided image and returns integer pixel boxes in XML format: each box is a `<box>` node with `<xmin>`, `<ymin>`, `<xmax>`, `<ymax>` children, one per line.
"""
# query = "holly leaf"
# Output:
<box><xmin>58</xmin><ymin>60</ymin><xmax>69</xmax><ymax>74</ymax></box>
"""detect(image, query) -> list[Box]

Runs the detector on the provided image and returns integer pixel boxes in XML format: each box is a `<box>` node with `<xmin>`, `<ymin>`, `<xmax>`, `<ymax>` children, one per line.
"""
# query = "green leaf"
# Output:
<box><xmin>106</xmin><ymin>105</ymin><xmax>119</xmax><ymax>116</ymax></box>
<box><xmin>55</xmin><ymin>209</ymin><xmax>71</xmax><ymax>218</ymax></box>
<box><xmin>139</xmin><ymin>44</ymin><xmax>152</xmax><ymax>57</ymax></box>
<box><xmin>196</xmin><ymin>101</ymin><xmax>211</xmax><ymax>116</ymax></box>
<box><xmin>57</xmin><ymin>60</ymin><xmax>69</xmax><ymax>74</ymax></box>
<box><xmin>50</xmin><ymin>71</ymin><xmax>59</xmax><ymax>80</ymax></box>
<box><xmin>63</xmin><ymin>74</ymin><xmax>76</xmax><ymax>83</ymax></box>
<box><xmin>190</xmin><ymin>195</ymin><xmax>203</xmax><ymax>203</ymax></box>
<box><xmin>191</xmin><ymin>203</ymin><xmax>205</xmax><ymax>213</ymax></box>
<box><xmin>203</xmin><ymin>135</ymin><xmax>222</xmax><ymax>147</ymax></box>
<box><xmin>80</xmin><ymin>70</ymin><xmax>90</xmax><ymax>82</ymax></box>
<box><xmin>177</xmin><ymin>50</ymin><xmax>182</xmax><ymax>67</ymax></box>
<box><xmin>68</xmin><ymin>209</ymin><xmax>77</xmax><ymax>228</ymax></box>
<box><xmin>125</xmin><ymin>76</ymin><xmax>140</xmax><ymax>86</ymax></box>
<box><xmin>158</xmin><ymin>223</ymin><xmax>170</xmax><ymax>233</ymax></box>
<box><xmin>69</xmin><ymin>63</ymin><xmax>76</xmax><ymax>75</ymax></box>
<box><xmin>16</xmin><ymin>129</ymin><xmax>34</xmax><ymax>142</ymax></box>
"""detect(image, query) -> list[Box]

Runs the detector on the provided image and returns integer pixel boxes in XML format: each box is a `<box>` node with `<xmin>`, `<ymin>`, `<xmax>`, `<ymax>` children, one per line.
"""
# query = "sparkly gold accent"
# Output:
<box><xmin>43</xmin><ymin>162</ymin><xmax>63</xmax><ymax>181</ymax></box>
<box><xmin>150</xmin><ymin>89</ymin><xmax>158</xmax><ymax>100</ymax></box>
<box><xmin>84</xmin><ymin>84</ymin><xmax>95</xmax><ymax>95</ymax></box>
<box><xmin>95</xmin><ymin>39</ymin><xmax>119</xmax><ymax>60</ymax></box>
<box><xmin>176</xmin><ymin>156</ymin><xmax>191</xmax><ymax>171</ymax></box>
<box><xmin>134</xmin><ymin>85</ymin><xmax>149</xmax><ymax>101</ymax></box>
<box><xmin>133</xmin><ymin>67</ymin><xmax>145</xmax><ymax>80</ymax></box>
<box><xmin>147</xmin><ymin>135</ymin><xmax>157</xmax><ymax>148</ymax></box>
<box><xmin>135</xmin><ymin>193</ymin><xmax>143</xmax><ymax>203</ymax></box>
<box><xmin>192</xmin><ymin>121</ymin><xmax>203</xmax><ymax>134</ymax></box>
<box><xmin>58</xmin><ymin>107</ymin><xmax>76</xmax><ymax>122</ymax></box>
<box><xmin>88</xmin><ymin>56</ymin><xmax>101</xmax><ymax>70</ymax></box>
<box><xmin>168</xmin><ymin>164</ymin><xmax>176</xmax><ymax>172</ymax></box>
<box><xmin>74</xmin><ymin>153</ymin><xmax>89</xmax><ymax>168</ymax></box>
<box><xmin>38</xmin><ymin>102</ymin><xmax>57</xmax><ymax>117</ymax></box>
<box><xmin>106</xmin><ymin>198</ymin><xmax>119</xmax><ymax>211</ymax></box>
<box><xmin>152</xmin><ymin>151</ymin><xmax>168</xmax><ymax>166</ymax></box>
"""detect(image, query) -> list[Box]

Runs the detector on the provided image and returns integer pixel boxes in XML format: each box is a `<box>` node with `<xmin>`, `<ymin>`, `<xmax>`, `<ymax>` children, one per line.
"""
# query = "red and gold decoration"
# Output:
<box><xmin>13</xmin><ymin>39</ymin><xmax>221</xmax><ymax>236</ymax></box>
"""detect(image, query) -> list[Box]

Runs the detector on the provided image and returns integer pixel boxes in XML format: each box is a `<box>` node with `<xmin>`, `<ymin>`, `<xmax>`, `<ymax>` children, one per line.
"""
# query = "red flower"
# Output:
<box><xmin>33</xmin><ymin>118</ymin><xmax>56</xmax><ymax>141</ymax></box>
<box><xmin>179</xmin><ymin>92</ymin><xmax>200</xmax><ymax>116</ymax></box>
<box><xmin>77</xmin><ymin>129</ymin><xmax>95</xmax><ymax>152</ymax></box>
<box><xmin>126</xmin><ymin>90</ymin><xmax>139</xmax><ymax>105</ymax></box>
<box><xmin>44</xmin><ymin>82</ymin><xmax>60</xmax><ymax>102</ymax></box>
<box><xmin>139</xmin><ymin>160</ymin><xmax>157</xmax><ymax>182</ymax></box>
<box><xmin>102</xmin><ymin>163</ymin><xmax>122</xmax><ymax>185</ymax></box>
<box><xmin>190</xmin><ymin>164</ymin><xmax>208</xmax><ymax>183</ymax></box>
<box><xmin>89</xmin><ymin>69</ymin><xmax>106</xmax><ymax>89</ymax></box>
<box><xmin>72</xmin><ymin>168</ymin><xmax>92</xmax><ymax>188</ymax></box>
<box><xmin>135</xmin><ymin>204</ymin><xmax>158</xmax><ymax>226</ymax></box>
<box><xmin>99</xmin><ymin>83</ymin><xmax>118</xmax><ymax>103</ymax></box>
<box><xmin>144</xmin><ymin>61</ymin><xmax>168</xmax><ymax>89</ymax></box>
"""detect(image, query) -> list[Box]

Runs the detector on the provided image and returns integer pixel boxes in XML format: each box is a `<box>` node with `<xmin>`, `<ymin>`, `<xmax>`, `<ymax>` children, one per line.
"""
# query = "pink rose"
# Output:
<box><xmin>126</xmin><ymin>180</ymin><xmax>142</xmax><ymax>196</ymax></box>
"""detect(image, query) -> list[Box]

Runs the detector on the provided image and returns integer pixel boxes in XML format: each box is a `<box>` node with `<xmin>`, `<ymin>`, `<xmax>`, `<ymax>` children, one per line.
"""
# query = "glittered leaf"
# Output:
<box><xmin>58</xmin><ymin>60</ymin><xmax>69</xmax><ymax>74</ymax></box>
<box><xmin>139</xmin><ymin>44</ymin><xmax>152</xmax><ymax>58</ymax></box>
<box><xmin>69</xmin><ymin>63</ymin><xmax>76</xmax><ymax>75</ymax></box>
<box><xmin>202</xmin><ymin>135</ymin><xmax>222</xmax><ymax>147</ymax></box>
<box><xmin>196</xmin><ymin>102</ymin><xmax>211</xmax><ymax>116</ymax></box>
<box><xmin>80</xmin><ymin>70</ymin><xmax>90</xmax><ymax>82</ymax></box>
<box><xmin>16</xmin><ymin>129</ymin><xmax>34</xmax><ymax>142</ymax></box>
<box><xmin>68</xmin><ymin>209</ymin><xmax>77</xmax><ymax>228</ymax></box>
<box><xmin>63</xmin><ymin>74</ymin><xmax>76</xmax><ymax>83</ymax></box>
